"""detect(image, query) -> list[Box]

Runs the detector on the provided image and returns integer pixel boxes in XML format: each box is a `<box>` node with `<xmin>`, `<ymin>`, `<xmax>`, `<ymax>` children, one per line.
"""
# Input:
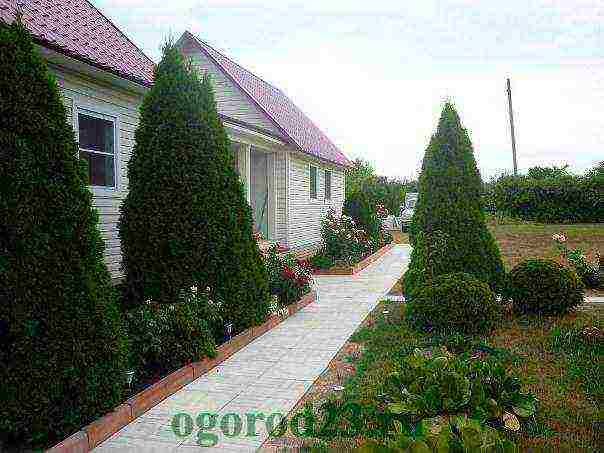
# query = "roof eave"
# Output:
<box><xmin>37</xmin><ymin>37</ymin><xmax>153</xmax><ymax>88</ymax></box>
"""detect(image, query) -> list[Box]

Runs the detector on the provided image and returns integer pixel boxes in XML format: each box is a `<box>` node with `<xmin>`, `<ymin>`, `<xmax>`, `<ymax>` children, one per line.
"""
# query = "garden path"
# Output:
<box><xmin>94</xmin><ymin>244</ymin><xmax>410</xmax><ymax>452</ymax></box>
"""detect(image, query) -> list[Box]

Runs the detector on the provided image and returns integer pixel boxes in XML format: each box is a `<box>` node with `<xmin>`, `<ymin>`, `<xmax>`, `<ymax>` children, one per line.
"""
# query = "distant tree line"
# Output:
<box><xmin>345</xmin><ymin>158</ymin><xmax>418</xmax><ymax>216</ymax></box>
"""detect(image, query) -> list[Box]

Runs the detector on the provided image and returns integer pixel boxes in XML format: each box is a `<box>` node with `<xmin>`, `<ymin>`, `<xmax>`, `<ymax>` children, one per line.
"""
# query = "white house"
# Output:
<box><xmin>2</xmin><ymin>0</ymin><xmax>350</xmax><ymax>279</ymax></box>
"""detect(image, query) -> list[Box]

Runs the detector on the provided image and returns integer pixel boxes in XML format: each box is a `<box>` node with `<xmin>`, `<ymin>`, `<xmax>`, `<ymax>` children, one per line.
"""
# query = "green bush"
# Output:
<box><xmin>319</xmin><ymin>208</ymin><xmax>372</xmax><ymax>266</ymax></box>
<box><xmin>125</xmin><ymin>287</ymin><xmax>219</xmax><ymax>381</ymax></box>
<box><xmin>490</xmin><ymin>163</ymin><xmax>603</xmax><ymax>223</ymax></box>
<box><xmin>406</xmin><ymin>273</ymin><xmax>501</xmax><ymax>334</ymax></box>
<box><xmin>406</xmin><ymin>102</ymin><xmax>505</xmax><ymax>295</ymax></box>
<box><xmin>0</xmin><ymin>21</ymin><xmax>126</xmax><ymax>446</ymax></box>
<box><xmin>263</xmin><ymin>246</ymin><xmax>313</xmax><ymax>307</ymax></box>
<box><xmin>504</xmin><ymin>259</ymin><xmax>584</xmax><ymax>315</ymax></box>
<box><xmin>118</xmin><ymin>43</ymin><xmax>270</xmax><ymax>333</ymax></box>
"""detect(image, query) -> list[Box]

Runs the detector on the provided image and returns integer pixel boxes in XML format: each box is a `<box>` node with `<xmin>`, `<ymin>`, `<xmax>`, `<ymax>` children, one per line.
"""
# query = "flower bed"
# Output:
<box><xmin>262</xmin><ymin>244</ymin><xmax>314</xmax><ymax>307</ymax></box>
<box><xmin>313</xmin><ymin>242</ymin><xmax>395</xmax><ymax>276</ymax></box>
<box><xmin>47</xmin><ymin>290</ymin><xmax>317</xmax><ymax>453</ymax></box>
<box><xmin>310</xmin><ymin>209</ymin><xmax>393</xmax><ymax>275</ymax></box>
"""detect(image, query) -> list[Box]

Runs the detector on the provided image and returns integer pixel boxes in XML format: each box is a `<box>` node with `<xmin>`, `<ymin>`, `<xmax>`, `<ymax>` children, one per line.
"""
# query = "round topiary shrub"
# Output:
<box><xmin>505</xmin><ymin>259</ymin><xmax>584</xmax><ymax>315</ymax></box>
<box><xmin>406</xmin><ymin>273</ymin><xmax>501</xmax><ymax>334</ymax></box>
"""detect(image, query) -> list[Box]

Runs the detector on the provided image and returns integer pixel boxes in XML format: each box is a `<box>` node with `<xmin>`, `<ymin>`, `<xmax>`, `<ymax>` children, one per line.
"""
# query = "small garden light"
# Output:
<box><xmin>124</xmin><ymin>369</ymin><xmax>135</xmax><ymax>388</ymax></box>
<box><xmin>224</xmin><ymin>322</ymin><xmax>233</xmax><ymax>341</ymax></box>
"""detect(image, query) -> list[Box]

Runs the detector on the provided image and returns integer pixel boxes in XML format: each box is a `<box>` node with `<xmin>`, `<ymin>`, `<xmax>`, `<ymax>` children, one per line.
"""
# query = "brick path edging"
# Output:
<box><xmin>313</xmin><ymin>243</ymin><xmax>395</xmax><ymax>276</ymax></box>
<box><xmin>46</xmin><ymin>290</ymin><xmax>317</xmax><ymax>453</ymax></box>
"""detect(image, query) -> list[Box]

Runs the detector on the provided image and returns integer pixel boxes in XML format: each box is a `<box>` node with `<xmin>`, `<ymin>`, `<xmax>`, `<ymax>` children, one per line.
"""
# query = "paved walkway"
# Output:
<box><xmin>95</xmin><ymin>245</ymin><xmax>411</xmax><ymax>452</ymax></box>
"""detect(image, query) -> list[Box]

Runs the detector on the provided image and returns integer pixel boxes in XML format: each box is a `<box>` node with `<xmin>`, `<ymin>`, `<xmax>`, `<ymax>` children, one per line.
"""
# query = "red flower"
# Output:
<box><xmin>297</xmin><ymin>275</ymin><xmax>309</xmax><ymax>286</ymax></box>
<box><xmin>281</xmin><ymin>266</ymin><xmax>296</xmax><ymax>280</ymax></box>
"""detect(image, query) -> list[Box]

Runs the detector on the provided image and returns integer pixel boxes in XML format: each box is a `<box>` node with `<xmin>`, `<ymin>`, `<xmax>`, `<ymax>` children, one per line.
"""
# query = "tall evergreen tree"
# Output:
<box><xmin>0</xmin><ymin>20</ymin><xmax>125</xmax><ymax>445</ymax></box>
<box><xmin>119</xmin><ymin>44</ymin><xmax>270</xmax><ymax>331</ymax></box>
<box><xmin>405</xmin><ymin>102</ymin><xmax>504</xmax><ymax>296</ymax></box>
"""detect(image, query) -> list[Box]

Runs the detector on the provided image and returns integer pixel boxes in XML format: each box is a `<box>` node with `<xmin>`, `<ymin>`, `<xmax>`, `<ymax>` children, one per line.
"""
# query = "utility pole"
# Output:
<box><xmin>506</xmin><ymin>78</ymin><xmax>518</xmax><ymax>176</ymax></box>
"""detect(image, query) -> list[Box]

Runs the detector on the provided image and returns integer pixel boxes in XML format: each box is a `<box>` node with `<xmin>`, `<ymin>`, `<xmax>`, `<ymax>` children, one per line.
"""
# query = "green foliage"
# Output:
<box><xmin>309</xmin><ymin>252</ymin><xmax>334</xmax><ymax>270</ymax></box>
<box><xmin>118</xmin><ymin>43</ymin><xmax>270</xmax><ymax>332</ymax></box>
<box><xmin>124</xmin><ymin>287</ymin><xmax>219</xmax><ymax>381</ymax></box>
<box><xmin>308</xmin><ymin>308</ymin><xmax>534</xmax><ymax>452</ymax></box>
<box><xmin>549</xmin><ymin>322</ymin><xmax>603</xmax><ymax>404</ymax></box>
<box><xmin>407</xmin><ymin>102</ymin><xmax>505</xmax><ymax>295</ymax></box>
<box><xmin>406</xmin><ymin>273</ymin><xmax>502</xmax><ymax>335</ymax></box>
<box><xmin>0</xmin><ymin>21</ymin><xmax>126</xmax><ymax>446</ymax></box>
<box><xmin>363</xmin><ymin>415</ymin><xmax>518</xmax><ymax>453</ymax></box>
<box><xmin>345</xmin><ymin>158</ymin><xmax>417</xmax><ymax>215</ymax></box>
<box><xmin>319</xmin><ymin>209</ymin><xmax>374</xmax><ymax>266</ymax></box>
<box><xmin>488</xmin><ymin>163</ymin><xmax>603</xmax><ymax>223</ymax></box>
<box><xmin>552</xmin><ymin>234</ymin><xmax>601</xmax><ymax>289</ymax></box>
<box><xmin>504</xmin><ymin>259</ymin><xmax>584</xmax><ymax>315</ymax></box>
<box><xmin>262</xmin><ymin>246</ymin><xmax>313</xmax><ymax>306</ymax></box>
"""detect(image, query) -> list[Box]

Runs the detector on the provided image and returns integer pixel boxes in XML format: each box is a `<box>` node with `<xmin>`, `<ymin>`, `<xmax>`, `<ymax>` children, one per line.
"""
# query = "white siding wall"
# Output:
<box><xmin>274</xmin><ymin>151</ymin><xmax>288</xmax><ymax>244</ymax></box>
<box><xmin>287</xmin><ymin>152</ymin><xmax>345</xmax><ymax>251</ymax></box>
<box><xmin>51</xmin><ymin>64</ymin><xmax>143</xmax><ymax>279</ymax></box>
<box><xmin>50</xmin><ymin>60</ymin><xmax>344</xmax><ymax>276</ymax></box>
<box><xmin>179</xmin><ymin>40</ymin><xmax>284</xmax><ymax>138</ymax></box>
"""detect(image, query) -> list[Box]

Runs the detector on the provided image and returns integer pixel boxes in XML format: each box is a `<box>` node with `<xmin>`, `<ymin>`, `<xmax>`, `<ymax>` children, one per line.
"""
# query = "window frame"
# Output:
<box><xmin>74</xmin><ymin>106</ymin><xmax>119</xmax><ymax>192</ymax></box>
<box><xmin>324</xmin><ymin>169</ymin><xmax>332</xmax><ymax>201</ymax></box>
<box><xmin>309</xmin><ymin>164</ymin><xmax>318</xmax><ymax>200</ymax></box>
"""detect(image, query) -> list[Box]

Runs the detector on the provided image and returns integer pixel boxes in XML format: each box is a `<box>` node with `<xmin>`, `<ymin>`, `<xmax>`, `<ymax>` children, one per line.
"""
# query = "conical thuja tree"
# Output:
<box><xmin>405</xmin><ymin>101</ymin><xmax>504</xmax><ymax>296</ymax></box>
<box><xmin>0</xmin><ymin>20</ymin><xmax>125</xmax><ymax>446</ymax></box>
<box><xmin>119</xmin><ymin>43</ymin><xmax>270</xmax><ymax>331</ymax></box>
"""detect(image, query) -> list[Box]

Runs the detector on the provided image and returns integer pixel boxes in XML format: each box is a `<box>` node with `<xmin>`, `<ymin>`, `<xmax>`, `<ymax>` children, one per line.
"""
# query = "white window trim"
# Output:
<box><xmin>309</xmin><ymin>164</ymin><xmax>318</xmax><ymax>201</ymax></box>
<box><xmin>324</xmin><ymin>169</ymin><xmax>332</xmax><ymax>202</ymax></box>
<box><xmin>74</xmin><ymin>105</ymin><xmax>120</xmax><ymax>194</ymax></box>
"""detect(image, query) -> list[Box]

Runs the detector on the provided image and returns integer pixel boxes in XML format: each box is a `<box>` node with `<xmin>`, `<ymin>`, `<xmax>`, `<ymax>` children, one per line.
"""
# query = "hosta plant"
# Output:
<box><xmin>359</xmin><ymin>415</ymin><xmax>517</xmax><ymax>452</ymax></box>
<box><xmin>383</xmin><ymin>347</ymin><xmax>536</xmax><ymax>427</ymax></box>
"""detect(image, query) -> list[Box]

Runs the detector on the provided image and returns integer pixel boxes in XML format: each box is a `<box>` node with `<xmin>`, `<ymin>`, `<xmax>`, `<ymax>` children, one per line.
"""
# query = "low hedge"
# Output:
<box><xmin>490</xmin><ymin>170</ymin><xmax>603</xmax><ymax>223</ymax></box>
<box><xmin>504</xmin><ymin>259</ymin><xmax>584</xmax><ymax>315</ymax></box>
<box><xmin>406</xmin><ymin>273</ymin><xmax>501</xmax><ymax>334</ymax></box>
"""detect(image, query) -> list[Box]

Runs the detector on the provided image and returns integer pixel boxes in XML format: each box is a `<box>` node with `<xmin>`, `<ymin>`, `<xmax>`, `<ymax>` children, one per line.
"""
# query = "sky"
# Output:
<box><xmin>94</xmin><ymin>0</ymin><xmax>603</xmax><ymax>180</ymax></box>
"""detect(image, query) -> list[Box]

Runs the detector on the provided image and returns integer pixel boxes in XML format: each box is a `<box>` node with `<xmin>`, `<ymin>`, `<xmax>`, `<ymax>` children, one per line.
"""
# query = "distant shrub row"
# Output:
<box><xmin>486</xmin><ymin>163</ymin><xmax>603</xmax><ymax>223</ymax></box>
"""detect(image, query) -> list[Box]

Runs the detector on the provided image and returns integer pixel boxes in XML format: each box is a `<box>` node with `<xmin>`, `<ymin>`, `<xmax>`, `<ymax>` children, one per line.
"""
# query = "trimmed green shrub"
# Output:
<box><xmin>504</xmin><ymin>259</ymin><xmax>584</xmax><ymax>314</ymax></box>
<box><xmin>406</xmin><ymin>102</ymin><xmax>505</xmax><ymax>295</ymax></box>
<box><xmin>125</xmin><ymin>287</ymin><xmax>219</xmax><ymax>381</ymax></box>
<box><xmin>0</xmin><ymin>21</ymin><xmax>126</xmax><ymax>446</ymax></box>
<box><xmin>490</xmin><ymin>166</ymin><xmax>603</xmax><ymax>223</ymax></box>
<box><xmin>406</xmin><ymin>273</ymin><xmax>501</xmax><ymax>334</ymax></box>
<box><xmin>118</xmin><ymin>43</ymin><xmax>270</xmax><ymax>332</ymax></box>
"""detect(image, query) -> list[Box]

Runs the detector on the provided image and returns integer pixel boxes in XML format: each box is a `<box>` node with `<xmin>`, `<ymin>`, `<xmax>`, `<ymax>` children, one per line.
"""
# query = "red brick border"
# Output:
<box><xmin>313</xmin><ymin>243</ymin><xmax>394</xmax><ymax>276</ymax></box>
<box><xmin>46</xmin><ymin>290</ymin><xmax>317</xmax><ymax>453</ymax></box>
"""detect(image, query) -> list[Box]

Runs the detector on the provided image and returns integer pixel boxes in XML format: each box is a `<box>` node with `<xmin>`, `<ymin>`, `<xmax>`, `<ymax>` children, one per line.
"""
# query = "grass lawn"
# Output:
<box><xmin>388</xmin><ymin>219</ymin><xmax>603</xmax><ymax>296</ymax></box>
<box><xmin>487</xmin><ymin>217</ymin><xmax>603</xmax><ymax>271</ymax></box>
<box><xmin>271</xmin><ymin>301</ymin><xmax>602</xmax><ymax>452</ymax></box>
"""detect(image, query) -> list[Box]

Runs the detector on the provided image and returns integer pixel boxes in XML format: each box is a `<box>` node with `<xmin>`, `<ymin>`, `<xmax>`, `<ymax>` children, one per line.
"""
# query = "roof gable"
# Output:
<box><xmin>181</xmin><ymin>32</ymin><xmax>351</xmax><ymax>167</ymax></box>
<box><xmin>0</xmin><ymin>0</ymin><xmax>154</xmax><ymax>86</ymax></box>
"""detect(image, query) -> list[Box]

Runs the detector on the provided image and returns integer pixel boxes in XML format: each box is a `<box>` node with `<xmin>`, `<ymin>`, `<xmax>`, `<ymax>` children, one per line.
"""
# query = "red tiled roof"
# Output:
<box><xmin>184</xmin><ymin>32</ymin><xmax>351</xmax><ymax>167</ymax></box>
<box><xmin>0</xmin><ymin>0</ymin><xmax>154</xmax><ymax>86</ymax></box>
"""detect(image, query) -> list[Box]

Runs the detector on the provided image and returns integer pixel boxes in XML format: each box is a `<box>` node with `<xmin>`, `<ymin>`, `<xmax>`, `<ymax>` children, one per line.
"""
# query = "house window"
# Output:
<box><xmin>78</xmin><ymin>112</ymin><xmax>116</xmax><ymax>188</ymax></box>
<box><xmin>309</xmin><ymin>165</ymin><xmax>317</xmax><ymax>199</ymax></box>
<box><xmin>324</xmin><ymin>169</ymin><xmax>332</xmax><ymax>201</ymax></box>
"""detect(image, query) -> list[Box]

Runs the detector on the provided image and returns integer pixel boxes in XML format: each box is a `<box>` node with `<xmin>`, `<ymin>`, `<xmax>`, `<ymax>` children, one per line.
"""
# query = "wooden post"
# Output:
<box><xmin>506</xmin><ymin>78</ymin><xmax>518</xmax><ymax>176</ymax></box>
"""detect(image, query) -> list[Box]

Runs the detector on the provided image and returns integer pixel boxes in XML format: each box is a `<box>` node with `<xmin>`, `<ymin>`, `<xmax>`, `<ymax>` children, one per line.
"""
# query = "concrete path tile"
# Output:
<box><xmin>94</xmin><ymin>245</ymin><xmax>410</xmax><ymax>452</ymax></box>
